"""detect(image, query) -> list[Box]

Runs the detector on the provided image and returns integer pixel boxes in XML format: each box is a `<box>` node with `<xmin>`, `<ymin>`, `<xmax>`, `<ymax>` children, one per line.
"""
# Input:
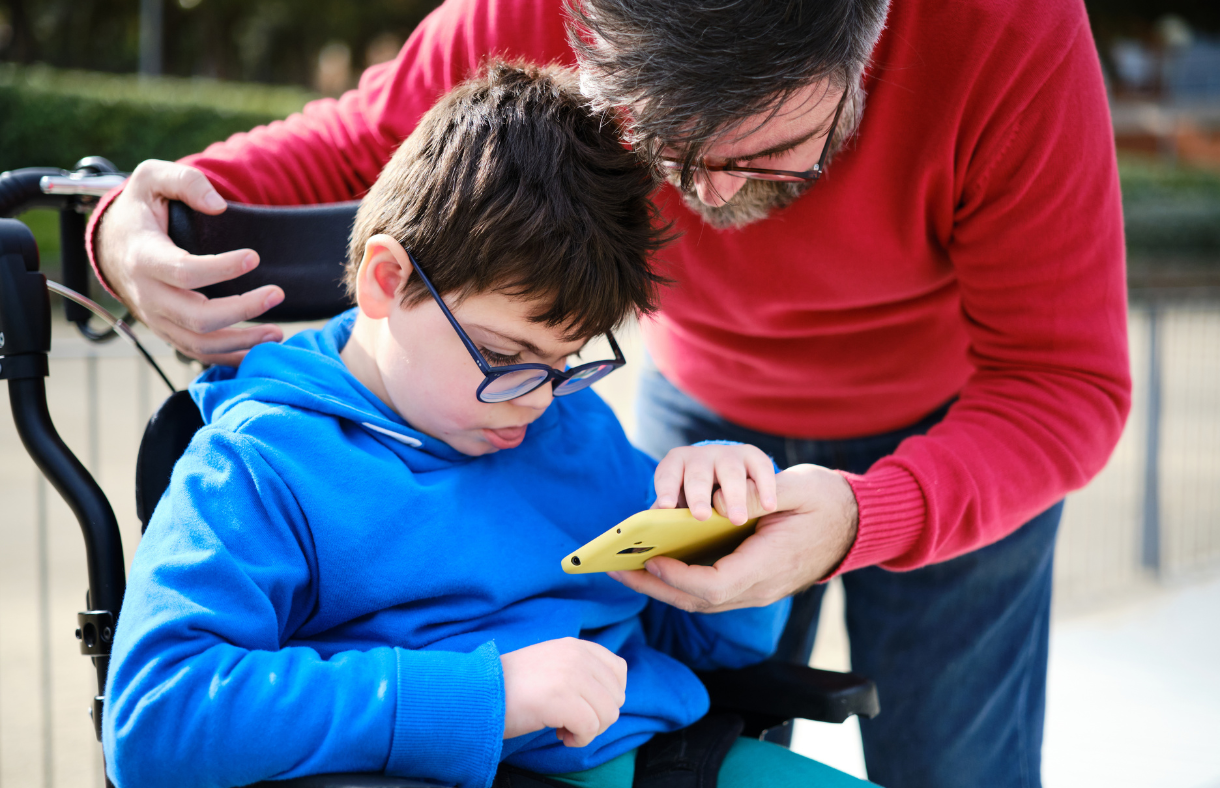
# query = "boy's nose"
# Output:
<box><xmin>693</xmin><ymin>171</ymin><xmax>746</xmax><ymax>207</ymax></box>
<box><xmin>514</xmin><ymin>380</ymin><xmax>555</xmax><ymax>411</ymax></box>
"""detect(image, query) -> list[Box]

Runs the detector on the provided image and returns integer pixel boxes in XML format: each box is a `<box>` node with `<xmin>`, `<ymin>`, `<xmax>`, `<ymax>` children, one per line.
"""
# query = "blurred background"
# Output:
<box><xmin>1</xmin><ymin>0</ymin><xmax>1218</xmax><ymax>786</ymax></box>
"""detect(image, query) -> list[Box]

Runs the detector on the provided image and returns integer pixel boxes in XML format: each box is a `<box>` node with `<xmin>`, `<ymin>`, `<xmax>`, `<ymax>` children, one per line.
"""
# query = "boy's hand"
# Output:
<box><xmin>652</xmin><ymin>444</ymin><xmax>778</xmax><ymax>525</ymax></box>
<box><xmin>501</xmin><ymin>638</ymin><xmax>628</xmax><ymax>747</ymax></box>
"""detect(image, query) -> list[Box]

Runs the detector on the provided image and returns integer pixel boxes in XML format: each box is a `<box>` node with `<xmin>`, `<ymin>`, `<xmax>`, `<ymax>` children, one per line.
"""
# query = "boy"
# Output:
<box><xmin>104</xmin><ymin>63</ymin><xmax>871</xmax><ymax>788</ymax></box>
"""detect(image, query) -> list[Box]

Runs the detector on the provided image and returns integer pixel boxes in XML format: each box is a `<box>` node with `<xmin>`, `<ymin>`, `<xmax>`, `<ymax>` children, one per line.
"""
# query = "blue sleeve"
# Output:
<box><xmin>636</xmin><ymin>440</ymin><xmax>790</xmax><ymax>670</ymax></box>
<box><xmin>104</xmin><ymin>429</ymin><xmax>504</xmax><ymax>788</ymax></box>
<box><xmin>640</xmin><ymin>598</ymin><xmax>791</xmax><ymax>671</ymax></box>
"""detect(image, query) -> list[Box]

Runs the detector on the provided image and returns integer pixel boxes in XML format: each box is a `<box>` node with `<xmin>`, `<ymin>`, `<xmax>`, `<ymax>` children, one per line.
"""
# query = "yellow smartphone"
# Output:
<box><xmin>562</xmin><ymin>508</ymin><xmax>757</xmax><ymax>574</ymax></box>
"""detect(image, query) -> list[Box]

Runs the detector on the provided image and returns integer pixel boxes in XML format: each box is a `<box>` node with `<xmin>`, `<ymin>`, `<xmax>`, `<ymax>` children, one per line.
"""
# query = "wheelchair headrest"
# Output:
<box><xmin>168</xmin><ymin>201</ymin><xmax>361</xmax><ymax>323</ymax></box>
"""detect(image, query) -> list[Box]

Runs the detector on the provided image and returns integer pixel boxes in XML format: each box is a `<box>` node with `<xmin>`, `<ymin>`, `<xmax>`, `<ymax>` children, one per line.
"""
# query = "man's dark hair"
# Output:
<box><xmin>347</xmin><ymin>61</ymin><xmax>671</xmax><ymax>340</ymax></box>
<box><xmin>569</xmin><ymin>0</ymin><xmax>889</xmax><ymax>186</ymax></box>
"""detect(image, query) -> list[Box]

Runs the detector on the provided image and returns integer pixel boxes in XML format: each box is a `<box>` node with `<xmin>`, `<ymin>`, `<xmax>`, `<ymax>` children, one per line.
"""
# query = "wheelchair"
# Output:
<box><xmin>0</xmin><ymin>159</ymin><xmax>880</xmax><ymax>788</ymax></box>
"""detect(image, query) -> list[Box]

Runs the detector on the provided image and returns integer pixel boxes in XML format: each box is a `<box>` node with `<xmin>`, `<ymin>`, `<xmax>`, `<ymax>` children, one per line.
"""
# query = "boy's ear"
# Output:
<box><xmin>354</xmin><ymin>234</ymin><xmax>414</xmax><ymax>320</ymax></box>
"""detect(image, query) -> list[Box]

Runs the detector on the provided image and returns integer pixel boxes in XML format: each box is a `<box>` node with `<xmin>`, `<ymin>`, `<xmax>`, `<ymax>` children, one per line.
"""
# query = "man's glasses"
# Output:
<box><xmin>659</xmin><ymin>92</ymin><xmax>847</xmax><ymax>184</ymax></box>
<box><xmin>407</xmin><ymin>250</ymin><xmax>626</xmax><ymax>403</ymax></box>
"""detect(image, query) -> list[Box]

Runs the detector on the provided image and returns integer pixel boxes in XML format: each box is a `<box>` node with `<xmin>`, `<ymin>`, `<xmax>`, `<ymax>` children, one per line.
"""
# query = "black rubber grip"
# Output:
<box><xmin>167</xmin><ymin>200</ymin><xmax>360</xmax><ymax>324</ymax></box>
<box><xmin>0</xmin><ymin>168</ymin><xmax>71</xmax><ymax>218</ymax></box>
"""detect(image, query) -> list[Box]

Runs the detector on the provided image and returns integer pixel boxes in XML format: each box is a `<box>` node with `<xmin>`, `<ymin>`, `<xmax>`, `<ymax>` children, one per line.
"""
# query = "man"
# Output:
<box><xmin>88</xmin><ymin>0</ymin><xmax>1130</xmax><ymax>785</ymax></box>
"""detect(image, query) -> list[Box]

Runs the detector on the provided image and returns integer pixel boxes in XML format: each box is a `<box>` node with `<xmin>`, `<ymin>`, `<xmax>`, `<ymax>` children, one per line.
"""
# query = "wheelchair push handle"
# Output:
<box><xmin>0</xmin><ymin>217</ymin><xmax>126</xmax><ymax>741</ymax></box>
<box><xmin>0</xmin><ymin>159</ymin><xmax>130</xmax><ymax>342</ymax></box>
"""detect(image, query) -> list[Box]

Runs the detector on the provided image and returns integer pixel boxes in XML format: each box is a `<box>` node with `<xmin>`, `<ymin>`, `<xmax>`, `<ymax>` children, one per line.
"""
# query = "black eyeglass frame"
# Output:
<box><xmin>660</xmin><ymin>91</ymin><xmax>847</xmax><ymax>183</ymax></box>
<box><xmin>405</xmin><ymin>249</ymin><xmax>626</xmax><ymax>403</ymax></box>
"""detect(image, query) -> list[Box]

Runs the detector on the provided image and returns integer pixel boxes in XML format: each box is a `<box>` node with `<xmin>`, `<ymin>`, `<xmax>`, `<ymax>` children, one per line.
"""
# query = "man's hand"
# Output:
<box><xmin>651</xmin><ymin>443</ymin><xmax>778</xmax><ymax>525</ymax></box>
<box><xmin>611</xmin><ymin>464</ymin><xmax>859</xmax><ymax>612</ymax></box>
<box><xmin>501</xmin><ymin>638</ymin><xmax>628</xmax><ymax>747</ymax></box>
<box><xmin>95</xmin><ymin>159</ymin><xmax>285</xmax><ymax>366</ymax></box>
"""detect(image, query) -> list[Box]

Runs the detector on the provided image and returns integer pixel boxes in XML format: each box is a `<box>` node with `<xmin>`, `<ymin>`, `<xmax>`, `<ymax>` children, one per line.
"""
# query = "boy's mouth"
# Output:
<box><xmin>483</xmin><ymin>425</ymin><xmax>527</xmax><ymax>450</ymax></box>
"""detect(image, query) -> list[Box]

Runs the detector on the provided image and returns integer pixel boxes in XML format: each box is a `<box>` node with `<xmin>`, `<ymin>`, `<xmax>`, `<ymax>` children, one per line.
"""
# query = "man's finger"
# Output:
<box><xmin>608</xmin><ymin>565</ymin><xmax>718</xmax><ymax>612</ymax></box>
<box><xmin>130</xmin><ymin>160</ymin><xmax>227</xmax><ymax>213</ymax></box>
<box><xmin>172</xmin><ymin>164</ymin><xmax>228</xmax><ymax>213</ymax></box>
<box><xmin>646</xmin><ymin>553</ymin><xmax>761</xmax><ymax>610</ymax></box>
<box><xmin>156</xmin><ymin>318</ymin><xmax>281</xmax><ymax>361</ymax></box>
<box><xmin>148</xmin><ymin>247</ymin><xmax>261</xmax><ymax>292</ymax></box>
<box><xmin>154</xmin><ymin>281</ymin><xmax>284</xmax><ymax>336</ymax></box>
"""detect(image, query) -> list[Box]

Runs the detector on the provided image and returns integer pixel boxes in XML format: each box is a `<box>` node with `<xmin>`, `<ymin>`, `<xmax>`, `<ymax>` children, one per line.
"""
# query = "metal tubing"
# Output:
<box><xmin>1141</xmin><ymin>304</ymin><xmax>1162</xmax><ymax>574</ymax></box>
<box><xmin>7</xmin><ymin>376</ymin><xmax>126</xmax><ymax>710</ymax></box>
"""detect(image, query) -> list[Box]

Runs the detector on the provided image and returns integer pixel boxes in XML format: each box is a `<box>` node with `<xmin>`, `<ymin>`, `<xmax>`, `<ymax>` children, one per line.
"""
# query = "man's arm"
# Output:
<box><xmin>615</xmin><ymin>1</ymin><xmax>1129</xmax><ymax>610</ymax></box>
<box><xmin>87</xmin><ymin>0</ymin><xmax>570</xmax><ymax>363</ymax></box>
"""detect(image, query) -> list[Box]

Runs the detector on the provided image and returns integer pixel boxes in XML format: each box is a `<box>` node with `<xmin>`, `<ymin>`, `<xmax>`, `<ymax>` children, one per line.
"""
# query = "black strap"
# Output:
<box><xmin>493</xmin><ymin>764</ymin><xmax>580</xmax><ymax>788</ymax></box>
<box><xmin>494</xmin><ymin>713</ymin><xmax>744</xmax><ymax>788</ymax></box>
<box><xmin>633</xmin><ymin>713</ymin><xmax>744</xmax><ymax>788</ymax></box>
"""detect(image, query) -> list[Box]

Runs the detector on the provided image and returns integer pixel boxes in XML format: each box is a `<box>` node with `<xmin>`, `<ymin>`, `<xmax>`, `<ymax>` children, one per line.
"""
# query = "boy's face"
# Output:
<box><xmin>343</xmin><ymin>236</ymin><xmax>591</xmax><ymax>456</ymax></box>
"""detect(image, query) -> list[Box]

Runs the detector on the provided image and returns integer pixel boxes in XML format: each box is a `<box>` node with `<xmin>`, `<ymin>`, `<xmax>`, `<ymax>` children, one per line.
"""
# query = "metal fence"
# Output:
<box><xmin>1</xmin><ymin>297</ymin><xmax>1218</xmax><ymax>787</ymax></box>
<box><xmin>1055</xmin><ymin>294</ymin><xmax>1220</xmax><ymax>608</ymax></box>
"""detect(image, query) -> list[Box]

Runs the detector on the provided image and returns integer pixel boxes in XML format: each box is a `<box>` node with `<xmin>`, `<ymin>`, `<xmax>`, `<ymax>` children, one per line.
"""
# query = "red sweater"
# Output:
<box><xmin>90</xmin><ymin>0</ymin><xmax>1130</xmax><ymax>575</ymax></box>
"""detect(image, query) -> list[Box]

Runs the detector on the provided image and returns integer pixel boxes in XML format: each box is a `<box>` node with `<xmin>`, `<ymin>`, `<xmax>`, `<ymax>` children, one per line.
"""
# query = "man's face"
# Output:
<box><xmin>660</xmin><ymin>80</ymin><xmax>847</xmax><ymax>228</ymax></box>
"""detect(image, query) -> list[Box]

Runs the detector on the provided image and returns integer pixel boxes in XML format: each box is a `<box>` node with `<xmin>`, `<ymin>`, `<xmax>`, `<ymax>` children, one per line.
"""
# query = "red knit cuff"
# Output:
<box><xmin>831</xmin><ymin>466</ymin><xmax>926</xmax><ymax>577</ymax></box>
<box><xmin>85</xmin><ymin>185</ymin><xmax>125</xmax><ymax>299</ymax></box>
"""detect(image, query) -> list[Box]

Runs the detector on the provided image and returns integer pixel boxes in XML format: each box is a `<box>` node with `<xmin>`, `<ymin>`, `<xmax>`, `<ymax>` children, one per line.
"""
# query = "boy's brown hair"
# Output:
<box><xmin>346</xmin><ymin>61</ymin><xmax>671</xmax><ymax>340</ymax></box>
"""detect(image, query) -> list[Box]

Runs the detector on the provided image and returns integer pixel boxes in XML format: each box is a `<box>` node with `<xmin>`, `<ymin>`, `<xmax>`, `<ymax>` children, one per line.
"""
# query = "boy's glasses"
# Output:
<box><xmin>658</xmin><ymin>92</ymin><xmax>846</xmax><ymax>183</ymax></box>
<box><xmin>407</xmin><ymin>250</ymin><xmax>626</xmax><ymax>403</ymax></box>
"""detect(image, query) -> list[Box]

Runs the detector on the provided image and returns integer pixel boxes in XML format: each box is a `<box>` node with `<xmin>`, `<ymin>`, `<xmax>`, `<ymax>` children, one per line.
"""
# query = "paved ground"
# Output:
<box><xmin>789</xmin><ymin>575</ymin><xmax>1220</xmax><ymax>788</ymax></box>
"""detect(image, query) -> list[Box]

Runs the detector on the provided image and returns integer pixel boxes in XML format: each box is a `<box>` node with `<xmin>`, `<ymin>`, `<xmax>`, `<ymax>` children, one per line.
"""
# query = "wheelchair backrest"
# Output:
<box><xmin>133</xmin><ymin>201</ymin><xmax>362</xmax><ymax>532</ymax></box>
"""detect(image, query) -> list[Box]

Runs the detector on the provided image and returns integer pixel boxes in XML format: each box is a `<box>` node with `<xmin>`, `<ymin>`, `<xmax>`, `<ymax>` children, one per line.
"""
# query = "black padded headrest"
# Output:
<box><xmin>167</xmin><ymin>200</ymin><xmax>360</xmax><ymax>323</ymax></box>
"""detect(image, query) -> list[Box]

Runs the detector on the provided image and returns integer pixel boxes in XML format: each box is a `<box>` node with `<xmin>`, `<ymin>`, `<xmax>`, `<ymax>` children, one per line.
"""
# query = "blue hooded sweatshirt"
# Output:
<box><xmin>103</xmin><ymin>310</ymin><xmax>790</xmax><ymax>788</ymax></box>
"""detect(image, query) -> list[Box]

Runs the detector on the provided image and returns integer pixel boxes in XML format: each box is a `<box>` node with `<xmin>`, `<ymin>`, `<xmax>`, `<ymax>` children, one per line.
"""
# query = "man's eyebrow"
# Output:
<box><xmin>712</xmin><ymin>102</ymin><xmax>840</xmax><ymax>162</ymax></box>
<box><xmin>727</xmin><ymin>120</ymin><xmax>829</xmax><ymax>162</ymax></box>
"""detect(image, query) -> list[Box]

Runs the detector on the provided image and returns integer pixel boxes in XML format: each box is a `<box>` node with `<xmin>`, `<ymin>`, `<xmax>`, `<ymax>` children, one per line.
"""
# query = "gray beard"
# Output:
<box><xmin>670</xmin><ymin>80</ymin><xmax>865</xmax><ymax>230</ymax></box>
<box><xmin>677</xmin><ymin>177</ymin><xmax>809</xmax><ymax>229</ymax></box>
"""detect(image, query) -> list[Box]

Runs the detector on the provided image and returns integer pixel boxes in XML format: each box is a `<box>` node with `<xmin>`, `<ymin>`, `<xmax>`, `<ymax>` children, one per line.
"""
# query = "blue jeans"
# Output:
<box><xmin>633</xmin><ymin>360</ymin><xmax>1061</xmax><ymax>788</ymax></box>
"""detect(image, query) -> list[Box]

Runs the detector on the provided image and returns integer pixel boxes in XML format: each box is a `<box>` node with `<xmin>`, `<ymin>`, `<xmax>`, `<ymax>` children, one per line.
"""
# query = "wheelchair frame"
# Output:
<box><xmin>0</xmin><ymin>160</ymin><xmax>879</xmax><ymax>788</ymax></box>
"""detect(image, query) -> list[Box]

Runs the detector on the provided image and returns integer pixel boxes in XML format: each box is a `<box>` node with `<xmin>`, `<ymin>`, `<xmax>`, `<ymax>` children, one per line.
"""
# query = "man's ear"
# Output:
<box><xmin>353</xmin><ymin>234</ymin><xmax>413</xmax><ymax>320</ymax></box>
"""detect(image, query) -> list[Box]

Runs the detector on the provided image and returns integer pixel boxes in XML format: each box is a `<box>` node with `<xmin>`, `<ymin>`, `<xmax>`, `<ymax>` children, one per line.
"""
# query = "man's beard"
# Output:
<box><xmin>668</xmin><ymin>81</ymin><xmax>865</xmax><ymax>230</ymax></box>
<box><xmin>675</xmin><ymin>177</ymin><xmax>809</xmax><ymax>229</ymax></box>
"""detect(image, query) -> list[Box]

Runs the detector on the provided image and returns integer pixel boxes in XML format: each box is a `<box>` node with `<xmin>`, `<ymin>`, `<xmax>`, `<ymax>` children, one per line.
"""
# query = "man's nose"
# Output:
<box><xmin>693</xmin><ymin>171</ymin><xmax>747</xmax><ymax>207</ymax></box>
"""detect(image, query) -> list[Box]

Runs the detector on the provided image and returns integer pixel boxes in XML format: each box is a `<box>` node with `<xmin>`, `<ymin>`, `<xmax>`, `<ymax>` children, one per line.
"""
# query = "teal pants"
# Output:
<box><xmin>550</xmin><ymin>738</ymin><xmax>876</xmax><ymax>788</ymax></box>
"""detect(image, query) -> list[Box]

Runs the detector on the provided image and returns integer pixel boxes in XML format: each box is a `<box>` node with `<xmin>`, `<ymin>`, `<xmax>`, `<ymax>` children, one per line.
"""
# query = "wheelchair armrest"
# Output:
<box><xmin>234</xmin><ymin>665</ymin><xmax>877</xmax><ymax>787</ymax></box>
<box><xmin>246</xmin><ymin>775</ymin><xmax>446</xmax><ymax>788</ymax></box>
<box><xmin>698</xmin><ymin>662</ymin><xmax>879</xmax><ymax>736</ymax></box>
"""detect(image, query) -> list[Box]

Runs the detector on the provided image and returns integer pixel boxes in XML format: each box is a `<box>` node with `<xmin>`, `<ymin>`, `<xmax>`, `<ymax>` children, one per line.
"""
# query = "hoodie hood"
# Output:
<box><xmin>191</xmin><ymin>308</ymin><xmax>486</xmax><ymax>467</ymax></box>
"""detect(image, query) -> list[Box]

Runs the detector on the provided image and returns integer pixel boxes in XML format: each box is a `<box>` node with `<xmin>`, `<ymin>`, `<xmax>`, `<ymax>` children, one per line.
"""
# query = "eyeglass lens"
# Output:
<box><xmin>480</xmin><ymin>369</ymin><xmax>552</xmax><ymax>402</ymax></box>
<box><xmin>722</xmin><ymin>170</ymin><xmax>810</xmax><ymax>182</ymax></box>
<box><xmin>479</xmin><ymin>362</ymin><xmax>619</xmax><ymax>403</ymax></box>
<box><xmin>553</xmin><ymin>363</ymin><xmax>616</xmax><ymax>393</ymax></box>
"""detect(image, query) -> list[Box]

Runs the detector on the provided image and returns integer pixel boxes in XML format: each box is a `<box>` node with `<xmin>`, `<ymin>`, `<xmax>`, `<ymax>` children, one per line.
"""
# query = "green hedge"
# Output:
<box><xmin>5</xmin><ymin>66</ymin><xmax>1217</xmax><ymax>266</ymax></box>
<box><xmin>1119</xmin><ymin>156</ymin><xmax>1220</xmax><ymax>259</ymax></box>
<box><xmin>0</xmin><ymin>64</ymin><xmax>317</xmax><ymax>174</ymax></box>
